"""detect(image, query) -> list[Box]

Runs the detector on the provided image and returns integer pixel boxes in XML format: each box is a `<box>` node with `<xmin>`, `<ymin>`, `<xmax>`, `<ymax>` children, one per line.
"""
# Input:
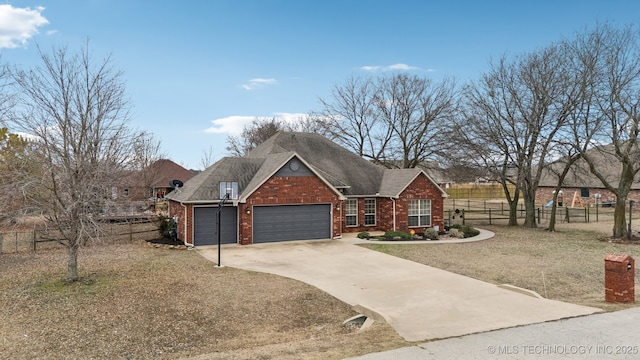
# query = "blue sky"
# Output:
<box><xmin>2</xmin><ymin>0</ymin><xmax>640</xmax><ymax>170</ymax></box>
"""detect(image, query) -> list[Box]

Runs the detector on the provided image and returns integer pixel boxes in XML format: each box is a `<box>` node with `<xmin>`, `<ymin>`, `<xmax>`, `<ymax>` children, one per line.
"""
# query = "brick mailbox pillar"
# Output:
<box><xmin>604</xmin><ymin>254</ymin><xmax>635</xmax><ymax>303</ymax></box>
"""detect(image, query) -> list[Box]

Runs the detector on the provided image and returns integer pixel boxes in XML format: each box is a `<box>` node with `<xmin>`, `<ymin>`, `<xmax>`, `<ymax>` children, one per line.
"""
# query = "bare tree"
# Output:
<box><xmin>8</xmin><ymin>43</ymin><xmax>134</xmax><ymax>282</ymax></box>
<box><xmin>377</xmin><ymin>74</ymin><xmax>457</xmax><ymax>168</ymax></box>
<box><xmin>319</xmin><ymin>73</ymin><xmax>457</xmax><ymax>168</ymax></box>
<box><xmin>567</xmin><ymin>24</ymin><xmax>640</xmax><ymax>238</ymax></box>
<box><xmin>130</xmin><ymin>131</ymin><xmax>164</xmax><ymax>199</ymax></box>
<box><xmin>225</xmin><ymin>115</ymin><xmax>329</xmax><ymax>157</ymax></box>
<box><xmin>319</xmin><ymin>74</ymin><xmax>391</xmax><ymax>164</ymax></box>
<box><xmin>226</xmin><ymin>117</ymin><xmax>284</xmax><ymax>156</ymax></box>
<box><xmin>460</xmin><ymin>44</ymin><xmax>573</xmax><ymax>227</ymax></box>
<box><xmin>199</xmin><ymin>144</ymin><xmax>216</xmax><ymax>170</ymax></box>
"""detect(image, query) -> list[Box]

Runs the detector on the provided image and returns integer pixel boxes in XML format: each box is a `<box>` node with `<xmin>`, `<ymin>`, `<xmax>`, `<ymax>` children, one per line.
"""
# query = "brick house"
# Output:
<box><xmin>120</xmin><ymin>159</ymin><xmax>197</xmax><ymax>201</ymax></box>
<box><xmin>536</xmin><ymin>144</ymin><xmax>640</xmax><ymax>208</ymax></box>
<box><xmin>166</xmin><ymin>132</ymin><xmax>447</xmax><ymax>246</ymax></box>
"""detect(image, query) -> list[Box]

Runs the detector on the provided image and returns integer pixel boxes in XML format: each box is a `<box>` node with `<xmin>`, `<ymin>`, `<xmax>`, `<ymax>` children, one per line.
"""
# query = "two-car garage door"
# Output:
<box><xmin>253</xmin><ymin>204</ymin><xmax>331</xmax><ymax>243</ymax></box>
<box><xmin>193</xmin><ymin>204</ymin><xmax>331</xmax><ymax>245</ymax></box>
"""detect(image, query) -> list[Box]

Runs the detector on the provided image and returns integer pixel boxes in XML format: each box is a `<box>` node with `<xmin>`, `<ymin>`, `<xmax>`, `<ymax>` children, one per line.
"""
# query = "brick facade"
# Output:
<box><xmin>169</xmin><ymin>200</ymin><xmax>193</xmax><ymax>245</ymax></box>
<box><xmin>240</xmin><ymin>175</ymin><xmax>342</xmax><ymax>245</ymax></box>
<box><xmin>604</xmin><ymin>254</ymin><xmax>635</xmax><ymax>303</ymax></box>
<box><xmin>170</xmin><ymin>172</ymin><xmax>446</xmax><ymax>245</ymax></box>
<box><xmin>340</xmin><ymin>173</ymin><xmax>445</xmax><ymax>234</ymax></box>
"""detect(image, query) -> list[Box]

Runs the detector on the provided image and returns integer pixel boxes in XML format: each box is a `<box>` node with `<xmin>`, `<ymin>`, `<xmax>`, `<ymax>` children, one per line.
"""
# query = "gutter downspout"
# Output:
<box><xmin>391</xmin><ymin>197</ymin><xmax>396</xmax><ymax>231</ymax></box>
<box><xmin>181</xmin><ymin>202</ymin><xmax>190</xmax><ymax>248</ymax></box>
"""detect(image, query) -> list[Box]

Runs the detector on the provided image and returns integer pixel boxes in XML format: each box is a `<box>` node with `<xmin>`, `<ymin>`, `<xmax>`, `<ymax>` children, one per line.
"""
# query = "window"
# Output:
<box><xmin>219</xmin><ymin>181</ymin><xmax>239</xmax><ymax>200</ymax></box>
<box><xmin>123</xmin><ymin>188</ymin><xmax>129</xmax><ymax>196</ymax></box>
<box><xmin>580</xmin><ymin>187</ymin><xmax>590</xmax><ymax>198</ymax></box>
<box><xmin>364</xmin><ymin>198</ymin><xmax>376</xmax><ymax>226</ymax></box>
<box><xmin>345</xmin><ymin>199</ymin><xmax>357</xmax><ymax>227</ymax></box>
<box><xmin>408</xmin><ymin>199</ymin><xmax>431</xmax><ymax>227</ymax></box>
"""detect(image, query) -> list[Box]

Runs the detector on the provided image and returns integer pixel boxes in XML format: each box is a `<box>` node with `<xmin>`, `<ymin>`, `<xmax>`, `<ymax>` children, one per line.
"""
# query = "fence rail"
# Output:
<box><xmin>444</xmin><ymin>198</ymin><xmax>621</xmax><ymax>226</ymax></box>
<box><xmin>0</xmin><ymin>219</ymin><xmax>160</xmax><ymax>254</ymax></box>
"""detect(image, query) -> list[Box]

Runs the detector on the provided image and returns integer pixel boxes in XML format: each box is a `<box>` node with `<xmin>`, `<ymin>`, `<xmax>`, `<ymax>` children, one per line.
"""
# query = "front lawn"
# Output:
<box><xmin>362</xmin><ymin>223</ymin><xmax>639</xmax><ymax>312</ymax></box>
<box><xmin>0</xmin><ymin>242</ymin><xmax>407</xmax><ymax>359</ymax></box>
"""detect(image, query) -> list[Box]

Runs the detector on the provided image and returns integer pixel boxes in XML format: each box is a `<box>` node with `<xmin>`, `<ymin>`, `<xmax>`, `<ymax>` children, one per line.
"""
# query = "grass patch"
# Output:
<box><xmin>361</xmin><ymin>224</ymin><xmax>640</xmax><ymax>312</ymax></box>
<box><xmin>0</xmin><ymin>242</ymin><xmax>407</xmax><ymax>359</ymax></box>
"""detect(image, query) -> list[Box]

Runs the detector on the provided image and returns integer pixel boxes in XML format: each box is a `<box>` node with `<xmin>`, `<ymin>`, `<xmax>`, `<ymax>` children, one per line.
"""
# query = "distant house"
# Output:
<box><xmin>537</xmin><ymin>145</ymin><xmax>640</xmax><ymax>208</ymax></box>
<box><xmin>119</xmin><ymin>159</ymin><xmax>197</xmax><ymax>201</ymax></box>
<box><xmin>166</xmin><ymin>132</ymin><xmax>448</xmax><ymax>246</ymax></box>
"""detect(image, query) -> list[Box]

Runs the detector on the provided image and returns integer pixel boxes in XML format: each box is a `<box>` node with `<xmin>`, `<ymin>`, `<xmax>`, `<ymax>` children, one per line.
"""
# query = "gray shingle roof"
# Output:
<box><xmin>539</xmin><ymin>143</ymin><xmax>640</xmax><ymax>189</ymax></box>
<box><xmin>246</xmin><ymin>132</ymin><xmax>385</xmax><ymax>195</ymax></box>
<box><xmin>167</xmin><ymin>157</ymin><xmax>264</xmax><ymax>202</ymax></box>
<box><xmin>169</xmin><ymin>131</ymin><xmax>448</xmax><ymax>203</ymax></box>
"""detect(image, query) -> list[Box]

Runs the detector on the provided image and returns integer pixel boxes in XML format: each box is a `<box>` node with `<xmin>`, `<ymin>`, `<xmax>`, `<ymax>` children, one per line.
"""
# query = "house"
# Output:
<box><xmin>120</xmin><ymin>159</ymin><xmax>197</xmax><ymax>201</ymax></box>
<box><xmin>536</xmin><ymin>145</ymin><xmax>640</xmax><ymax>208</ymax></box>
<box><xmin>166</xmin><ymin>132</ymin><xmax>447</xmax><ymax>246</ymax></box>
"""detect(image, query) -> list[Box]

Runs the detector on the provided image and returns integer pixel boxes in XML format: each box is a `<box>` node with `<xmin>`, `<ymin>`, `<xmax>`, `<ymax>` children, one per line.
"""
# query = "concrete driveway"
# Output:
<box><xmin>197</xmin><ymin>239</ymin><xmax>601</xmax><ymax>342</ymax></box>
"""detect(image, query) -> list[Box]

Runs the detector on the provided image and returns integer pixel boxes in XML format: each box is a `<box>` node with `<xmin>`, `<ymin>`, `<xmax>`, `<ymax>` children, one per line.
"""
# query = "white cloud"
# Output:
<box><xmin>241</xmin><ymin>77</ymin><xmax>277</xmax><ymax>90</ymax></box>
<box><xmin>204</xmin><ymin>115</ymin><xmax>255</xmax><ymax>136</ymax></box>
<box><xmin>360</xmin><ymin>63</ymin><xmax>425</xmax><ymax>72</ymax></box>
<box><xmin>0</xmin><ymin>5</ymin><xmax>49</xmax><ymax>49</ymax></box>
<box><xmin>204</xmin><ymin>112</ymin><xmax>313</xmax><ymax>136</ymax></box>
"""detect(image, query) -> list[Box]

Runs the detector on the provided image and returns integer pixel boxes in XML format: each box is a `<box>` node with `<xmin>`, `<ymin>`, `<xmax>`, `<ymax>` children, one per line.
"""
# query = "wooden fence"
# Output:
<box><xmin>0</xmin><ymin>219</ymin><xmax>160</xmax><ymax>254</ymax></box>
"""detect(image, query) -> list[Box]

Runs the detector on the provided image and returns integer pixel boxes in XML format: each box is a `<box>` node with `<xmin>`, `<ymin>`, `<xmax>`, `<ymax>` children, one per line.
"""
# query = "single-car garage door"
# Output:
<box><xmin>193</xmin><ymin>207</ymin><xmax>237</xmax><ymax>246</ymax></box>
<box><xmin>253</xmin><ymin>204</ymin><xmax>331</xmax><ymax>243</ymax></box>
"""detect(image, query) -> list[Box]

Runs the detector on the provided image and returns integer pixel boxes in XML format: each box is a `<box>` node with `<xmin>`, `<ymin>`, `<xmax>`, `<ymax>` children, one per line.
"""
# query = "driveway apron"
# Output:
<box><xmin>197</xmin><ymin>240</ymin><xmax>601</xmax><ymax>342</ymax></box>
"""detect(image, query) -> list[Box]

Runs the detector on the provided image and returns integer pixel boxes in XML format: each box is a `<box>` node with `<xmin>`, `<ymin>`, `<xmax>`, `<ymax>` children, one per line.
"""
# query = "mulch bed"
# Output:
<box><xmin>144</xmin><ymin>236</ymin><xmax>189</xmax><ymax>249</ymax></box>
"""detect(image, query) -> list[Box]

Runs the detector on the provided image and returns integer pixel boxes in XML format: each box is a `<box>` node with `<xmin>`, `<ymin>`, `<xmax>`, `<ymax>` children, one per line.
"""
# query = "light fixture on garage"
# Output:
<box><xmin>246</xmin><ymin>207</ymin><xmax>251</xmax><ymax>215</ymax></box>
<box><xmin>336</xmin><ymin>203</ymin><xmax>340</xmax><ymax>210</ymax></box>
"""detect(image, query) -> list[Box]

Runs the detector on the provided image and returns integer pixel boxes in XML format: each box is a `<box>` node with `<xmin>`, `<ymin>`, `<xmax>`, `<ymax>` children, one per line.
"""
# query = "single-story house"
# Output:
<box><xmin>536</xmin><ymin>144</ymin><xmax>640</xmax><ymax>208</ymax></box>
<box><xmin>167</xmin><ymin>132</ymin><xmax>447</xmax><ymax>246</ymax></box>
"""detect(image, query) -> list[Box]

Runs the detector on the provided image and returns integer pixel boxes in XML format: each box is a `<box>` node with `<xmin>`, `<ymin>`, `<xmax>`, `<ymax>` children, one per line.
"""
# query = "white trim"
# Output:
<box><xmin>345</xmin><ymin>198</ymin><xmax>358</xmax><ymax>227</ymax></box>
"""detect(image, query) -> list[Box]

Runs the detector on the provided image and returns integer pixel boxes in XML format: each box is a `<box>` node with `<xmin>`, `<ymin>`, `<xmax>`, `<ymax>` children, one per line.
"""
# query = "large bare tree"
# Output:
<box><xmin>319</xmin><ymin>73</ymin><xmax>457</xmax><ymax>168</ymax></box>
<box><xmin>8</xmin><ymin>43</ymin><xmax>134</xmax><ymax>282</ymax></box>
<box><xmin>567</xmin><ymin>24</ymin><xmax>640</xmax><ymax>238</ymax></box>
<box><xmin>319</xmin><ymin>74</ymin><xmax>391</xmax><ymax>163</ymax></box>
<box><xmin>460</xmin><ymin>44</ymin><xmax>574</xmax><ymax>227</ymax></box>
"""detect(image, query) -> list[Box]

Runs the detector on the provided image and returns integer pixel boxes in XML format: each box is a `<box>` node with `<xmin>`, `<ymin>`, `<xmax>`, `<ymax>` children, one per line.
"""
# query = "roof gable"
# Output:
<box><xmin>246</xmin><ymin>132</ymin><xmax>385</xmax><ymax>195</ymax></box>
<box><xmin>239</xmin><ymin>152</ymin><xmax>344</xmax><ymax>202</ymax></box>
<box><xmin>379</xmin><ymin>168</ymin><xmax>448</xmax><ymax>198</ymax></box>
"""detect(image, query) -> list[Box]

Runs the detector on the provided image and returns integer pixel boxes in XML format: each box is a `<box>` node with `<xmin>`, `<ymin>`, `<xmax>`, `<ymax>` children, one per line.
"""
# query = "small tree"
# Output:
<box><xmin>9</xmin><ymin>42</ymin><xmax>134</xmax><ymax>282</ymax></box>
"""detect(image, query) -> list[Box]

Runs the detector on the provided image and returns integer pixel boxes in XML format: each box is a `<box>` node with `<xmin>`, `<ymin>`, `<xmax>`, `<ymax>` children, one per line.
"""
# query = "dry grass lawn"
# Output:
<box><xmin>363</xmin><ymin>220</ymin><xmax>640</xmax><ymax>312</ymax></box>
<box><xmin>2</xmin><ymin>218</ymin><xmax>639</xmax><ymax>359</ymax></box>
<box><xmin>0</xmin><ymin>241</ymin><xmax>407</xmax><ymax>359</ymax></box>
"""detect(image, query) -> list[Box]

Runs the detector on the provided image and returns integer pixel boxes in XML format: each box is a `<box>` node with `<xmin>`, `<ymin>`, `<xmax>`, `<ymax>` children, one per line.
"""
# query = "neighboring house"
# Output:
<box><xmin>119</xmin><ymin>159</ymin><xmax>197</xmax><ymax>201</ymax></box>
<box><xmin>166</xmin><ymin>132</ymin><xmax>448</xmax><ymax>246</ymax></box>
<box><xmin>536</xmin><ymin>145</ymin><xmax>640</xmax><ymax>208</ymax></box>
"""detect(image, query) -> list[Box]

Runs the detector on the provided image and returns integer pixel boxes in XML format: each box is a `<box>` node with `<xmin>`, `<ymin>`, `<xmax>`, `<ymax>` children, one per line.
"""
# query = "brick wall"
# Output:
<box><xmin>341</xmin><ymin>173</ymin><xmax>445</xmax><ymax>234</ymax></box>
<box><xmin>395</xmin><ymin>173</ymin><xmax>445</xmax><ymax>233</ymax></box>
<box><xmin>240</xmin><ymin>175</ymin><xmax>341</xmax><ymax>245</ymax></box>
<box><xmin>604</xmin><ymin>254</ymin><xmax>635</xmax><ymax>303</ymax></box>
<box><xmin>169</xmin><ymin>200</ymin><xmax>193</xmax><ymax>246</ymax></box>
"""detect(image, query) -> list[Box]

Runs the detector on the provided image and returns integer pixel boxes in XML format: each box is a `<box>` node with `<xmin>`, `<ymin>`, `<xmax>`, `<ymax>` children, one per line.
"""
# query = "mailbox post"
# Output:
<box><xmin>604</xmin><ymin>254</ymin><xmax>635</xmax><ymax>303</ymax></box>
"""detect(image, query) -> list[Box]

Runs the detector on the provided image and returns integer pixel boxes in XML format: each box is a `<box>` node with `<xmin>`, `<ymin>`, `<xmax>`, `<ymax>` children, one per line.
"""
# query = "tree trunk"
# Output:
<box><xmin>522</xmin><ymin>189</ymin><xmax>537</xmax><ymax>228</ymax></box>
<box><xmin>612</xmin><ymin>198</ymin><xmax>628</xmax><ymax>238</ymax></box>
<box><xmin>66</xmin><ymin>242</ymin><xmax>80</xmax><ymax>282</ymax></box>
<box><xmin>548</xmin><ymin>192</ymin><xmax>559</xmax><ymax>232</ymax></box>
<box><xmin>508</xmin><ymin>200</ymin><xmax>519</xmax><ymax>226</ymax></box>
